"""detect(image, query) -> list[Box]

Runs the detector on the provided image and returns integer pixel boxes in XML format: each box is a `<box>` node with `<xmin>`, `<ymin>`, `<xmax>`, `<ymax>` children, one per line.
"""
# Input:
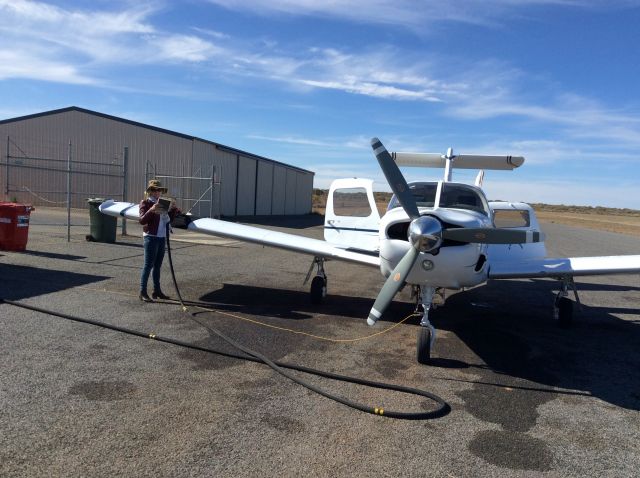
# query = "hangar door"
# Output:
<box><xmin>271</xmin><ymin>166</ymin><xmax>287</xmax><ymax>215</ymax></box>
<box><xmin>255</xmin><ymin>161</ymin><xmax>274</xmax><ymax>215</ymax></box>
<box><xmin>236</xmin><ymin>156</ymin><xmax>257</xmax><ymax>215</ymax></box>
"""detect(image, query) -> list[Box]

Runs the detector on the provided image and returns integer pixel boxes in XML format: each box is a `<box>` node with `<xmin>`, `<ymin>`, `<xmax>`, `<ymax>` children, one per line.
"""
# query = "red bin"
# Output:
<box><xmin>0</xmin><ymin>202</ymin><xmax>33</xmax><ymax>251</ymax></box>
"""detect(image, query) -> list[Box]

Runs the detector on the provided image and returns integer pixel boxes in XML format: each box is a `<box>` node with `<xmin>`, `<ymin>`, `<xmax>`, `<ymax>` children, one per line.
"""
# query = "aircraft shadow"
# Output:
<box><xmin>0</xmin><ymin>264</ymin><xmax>109</xmax><ymax>300</ymax></box>
<box><xmin>430</xmin><ymin>279</ymin><xmax>640</xmax><ymax>412</ymax></box>
<box><xmin>195</xmin><ymin>280</ymin><xmax>640</xmax><ymax>411</ymax></box>
<box><xmin>530</xmin><ymin>278</ymin><xmax>640</xmax><ymax>293</ymax></box>
<box><xmin>196</xmin><ymin>283</ymin><xmax>409</xmax><ymax>321</ymax></box>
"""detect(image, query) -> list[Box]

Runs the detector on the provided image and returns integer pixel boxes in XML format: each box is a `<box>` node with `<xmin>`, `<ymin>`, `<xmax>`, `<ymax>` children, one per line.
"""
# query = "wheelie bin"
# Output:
<box><xmin>87</xmin><ymin>198</ymin><xmax>117</xmax><ymax>243</ymax></box>
<box><xmin>0</xmin><ymin>202</ymin><xmax>33</xmax><ymax>251</ymax></box>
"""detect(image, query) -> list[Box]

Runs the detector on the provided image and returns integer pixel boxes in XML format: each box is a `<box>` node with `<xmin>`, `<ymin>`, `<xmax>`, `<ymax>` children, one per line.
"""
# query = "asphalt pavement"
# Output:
<box><xmin>1</xmin><ymin>207</ymin><xmax>639</xmax><ymax>477</ymax></box>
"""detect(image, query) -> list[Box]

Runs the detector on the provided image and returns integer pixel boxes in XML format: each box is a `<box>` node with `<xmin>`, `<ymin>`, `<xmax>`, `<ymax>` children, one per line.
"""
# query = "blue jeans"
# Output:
<box><xmin>140</xmin><ymin>235</ymin><xmax>166</xmax><ymax>292</ymax></box>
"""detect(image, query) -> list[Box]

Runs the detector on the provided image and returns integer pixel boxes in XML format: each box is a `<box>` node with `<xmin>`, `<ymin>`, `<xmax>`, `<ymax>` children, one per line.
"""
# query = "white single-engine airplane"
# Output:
<box><xmin>100</xmin><ymin>138</ymin><xmax>640</xmax><ymax>363</ymax></box>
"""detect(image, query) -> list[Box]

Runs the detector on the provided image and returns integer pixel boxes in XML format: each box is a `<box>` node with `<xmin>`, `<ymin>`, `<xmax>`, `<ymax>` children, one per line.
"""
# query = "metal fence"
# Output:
<box><xmin>145</xmin><ymin>161</ymin><xmax>221</xmax><ymax>219</ymax></box>
<box><xmin>3</xmin><ymin>135</ymin><xmax>227</xmax><ymax>241</ymax></box>
<box><xmin>4</xmin><ymin>135</ymin><xmax>127</xmax><ymax>241</ymax></box>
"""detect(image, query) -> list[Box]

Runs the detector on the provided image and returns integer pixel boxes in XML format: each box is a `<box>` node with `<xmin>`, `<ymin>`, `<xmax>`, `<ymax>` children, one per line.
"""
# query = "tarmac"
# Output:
<box><xmin>1</xmin><ymin>206</ymin><xmax>639</xmax><ymax>477</ymax></box>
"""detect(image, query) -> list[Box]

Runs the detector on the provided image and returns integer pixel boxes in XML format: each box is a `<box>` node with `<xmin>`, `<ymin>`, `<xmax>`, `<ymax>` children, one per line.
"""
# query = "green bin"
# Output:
<box><xmin>87</xmin><ymin>198</ymin><xmax>117</xmax><ymax>243</ymax></box>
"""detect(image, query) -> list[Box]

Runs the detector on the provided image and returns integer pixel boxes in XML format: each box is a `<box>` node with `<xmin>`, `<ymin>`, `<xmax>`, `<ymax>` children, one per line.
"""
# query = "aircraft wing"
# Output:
<box><xmin>99</xmin><ymin>200</ymin><xmax>380</xmax><ymax>268</ymax></box>
<box><xmin>488</xmin><ymin>255</ymin><xmax>640</xmax><ymax>279</ymax></box>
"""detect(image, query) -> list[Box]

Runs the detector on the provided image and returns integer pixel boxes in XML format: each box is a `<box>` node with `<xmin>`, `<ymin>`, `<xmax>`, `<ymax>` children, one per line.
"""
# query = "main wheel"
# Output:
<box><xmin>557</xmin><ymin>297</ymin><xmax>573</xmax><ymax>328</ymax></box>
<box><xmin>417</xmin><ymin>327</ymin><xmax>432</xmax><ymax>364</ymax></box>
<box><xmin>310</xmin><ymin>276</ymin><xmax>326</xmax><ymax>304</ymax></box>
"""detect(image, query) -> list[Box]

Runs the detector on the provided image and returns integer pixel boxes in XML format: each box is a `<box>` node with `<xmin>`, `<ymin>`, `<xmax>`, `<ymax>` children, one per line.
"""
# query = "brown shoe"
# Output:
<box><xmin>139</xmin><ymin>291</ymin><xmax>153</xmax><ymax>302</ymax></box>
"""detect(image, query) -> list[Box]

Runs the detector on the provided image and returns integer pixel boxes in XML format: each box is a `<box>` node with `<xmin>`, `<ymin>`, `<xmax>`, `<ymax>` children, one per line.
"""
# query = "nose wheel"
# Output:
<box><xmin>417</xmin><ymin>326</ymin><xmax>432</xmax><ymax>364</ymax></box>
<box><xmin>415</xmin><ymin>286</ymin><xmax>437</xmax><ymax>364</ymax></box>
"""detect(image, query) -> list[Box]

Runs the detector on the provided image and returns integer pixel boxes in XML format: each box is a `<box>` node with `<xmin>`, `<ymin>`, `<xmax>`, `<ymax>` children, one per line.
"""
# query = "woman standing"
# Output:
<box><xmin>138</xmin><ymin>179</ymin><xmax>180</xmax><ymax>302</ymax></box>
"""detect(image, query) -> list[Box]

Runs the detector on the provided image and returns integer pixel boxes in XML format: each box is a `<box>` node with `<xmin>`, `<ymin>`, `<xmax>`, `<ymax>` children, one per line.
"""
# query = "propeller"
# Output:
<box><xmin>366</xmin><ymin>138</ymin><xmax>545</xmax><ymax>326</ymax></box>
<box><xmin>367</xmin><ymin>138</ymin><xmax>439</xmax><ymax>326</ymax></box>
<box><xmin>371</xmin><ymin>138</ymin><xmax>420</xmax><ymax>220</ymax></box>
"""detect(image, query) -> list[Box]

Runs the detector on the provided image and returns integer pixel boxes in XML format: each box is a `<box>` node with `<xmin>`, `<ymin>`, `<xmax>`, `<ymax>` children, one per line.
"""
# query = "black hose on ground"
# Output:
<box><xmin>3</xmin><ymin>297</ymin><xmax>449</xmax><ymax>419</ymax></box>
<box><xmin>1</xmin><ymin>222</ymin><xmax>450</xmax><ymax>420</ymax></box>
<box><xmin>164</xmin><ymin>222</ymin><xmax>449</xmax><ymax>419</ymax></box>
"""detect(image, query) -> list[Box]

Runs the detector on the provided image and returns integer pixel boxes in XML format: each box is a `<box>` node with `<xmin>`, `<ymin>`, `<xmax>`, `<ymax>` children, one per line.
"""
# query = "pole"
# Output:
<box><xmin>5</xmin><ymin>136</ymin><xmax>9</xmax><ymax>196</ymax></box>
<box><xmin>122</xmin><ymin>146</ymin><xmax>129</xmax><ymax>236</ymax></box>
<box><xmin>67</xmin><ymin>140</ymin><xmax>71</xmax><ymax>242</ymax></box>
<box><xmin>210</xmin><ymin>165</ymin><xmax>215</xmax><ymax>218</ymax></box>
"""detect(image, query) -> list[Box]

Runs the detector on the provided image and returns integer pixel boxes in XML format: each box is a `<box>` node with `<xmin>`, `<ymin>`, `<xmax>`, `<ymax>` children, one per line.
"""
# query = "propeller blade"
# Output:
<box><xmin>371</xmin><ymin>138</ymin><xmax>420</xmax><ymax>220</ymax></box>
<box><xmin>367</xmin><ymin>247</ymin><xmax>420</xmax><ymax>325</ymax></box>
<box><xmin>442</xmin><ymin>228</ymin><xmax>545</xmax><ymax>244</ymax></box>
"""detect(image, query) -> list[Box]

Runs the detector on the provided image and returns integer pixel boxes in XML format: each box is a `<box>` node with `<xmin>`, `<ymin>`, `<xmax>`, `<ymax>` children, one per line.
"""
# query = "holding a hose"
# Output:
<box><xmin>138</xmin><ymin>179</ymin><xmax>180</xmax><ymax>302</ymax></box>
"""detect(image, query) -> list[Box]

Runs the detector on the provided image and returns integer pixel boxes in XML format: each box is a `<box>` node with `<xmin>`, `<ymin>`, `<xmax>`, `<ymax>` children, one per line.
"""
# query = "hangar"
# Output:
<box><xmin>0</xmin><ymin>107</ymin><xmax>314</xmax><ymax>217</ymax></box>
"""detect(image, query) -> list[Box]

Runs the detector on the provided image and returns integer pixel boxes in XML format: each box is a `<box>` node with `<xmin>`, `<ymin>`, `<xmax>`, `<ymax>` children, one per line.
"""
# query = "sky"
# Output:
<box><xmin>1</xmin><ymin>0</ymin><xmax>639</xmax><ymax>208</ymax></box>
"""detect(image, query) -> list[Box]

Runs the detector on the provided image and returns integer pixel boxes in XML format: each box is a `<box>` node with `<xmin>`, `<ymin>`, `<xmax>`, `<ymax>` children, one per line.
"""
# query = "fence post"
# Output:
<box><xmin>5</xmin><ymin>136</ymin><xmax>9</xmax><ymax>196</ymax></box>
<box><xmin>67</xmin><ymin>140</ymin><xmax>71</xmax><ymax>242</ymax></box>
<box><xmin>214</xmin><ymin>165</ymin><xmax>216</xmax><ymax>217</ymax></box>
<box><xmin>122</xmin><ymin>146</ymin><xmax>129</xmax><ymax>236</ymax></box>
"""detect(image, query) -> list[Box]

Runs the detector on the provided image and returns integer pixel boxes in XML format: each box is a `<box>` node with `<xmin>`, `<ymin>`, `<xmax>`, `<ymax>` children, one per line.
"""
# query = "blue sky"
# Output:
<box><xmin>1</xmin><ymin>0</ymin><xmax>639</xmax><ymax>208</ymax></box>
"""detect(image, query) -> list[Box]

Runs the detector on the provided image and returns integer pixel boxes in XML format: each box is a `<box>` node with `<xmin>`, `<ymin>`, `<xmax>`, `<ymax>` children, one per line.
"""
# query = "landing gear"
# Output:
<box><xmin>415</xmin><ymin>286</ymin><xmax>437</xmax><ymax>364</ymax></box>
<box><xmin>554</xmin><ymin>275</ymin><xmax>580</xmax><ymax>328</ymax></box>
<box><xmin>417</xmin><ymin>326</ymin><xmax>432</xmax><ymax>364</ymax></box>
<box><xmin>305</xmin><ymin>257</ymin><xmax>327</xmax><ymax>304</ymax></box>
<box><xmin>556</xmin><ymin>296</ymin><xmax>573</xmax><ymax>328</ymax></box>
<box><xmin>310</xmin><ymin>275</ymin><xmax>327</xmax><ymax>304</ymax></box>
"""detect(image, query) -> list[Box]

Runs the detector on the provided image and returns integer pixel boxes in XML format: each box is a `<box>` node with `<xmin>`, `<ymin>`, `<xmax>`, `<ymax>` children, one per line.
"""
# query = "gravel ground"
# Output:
<box><xmin>1</xmin><ymin>207</ymin><xmax>639</xmax><ymax>477</ymax></box>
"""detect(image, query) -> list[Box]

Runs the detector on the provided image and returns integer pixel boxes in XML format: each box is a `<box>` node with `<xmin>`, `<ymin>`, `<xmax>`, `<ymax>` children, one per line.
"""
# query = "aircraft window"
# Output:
<box><xmin>332</xmin><ymin>188</ymin><xmax>372</xmax><ymax>217</ymax></box>
<box><xmin>440</xmin><ymin>184</ymin><xmax>489</xmax><ymax>216</ymax></box>
<box><xmin>493</xmin><ymin>209</ymin><xmax>531</xmax><ymax>228</ymax></box>
<box><xmin>387</xmin><ymin>183</ymin><xmax>437</xmax><ymax>210</ymax></box>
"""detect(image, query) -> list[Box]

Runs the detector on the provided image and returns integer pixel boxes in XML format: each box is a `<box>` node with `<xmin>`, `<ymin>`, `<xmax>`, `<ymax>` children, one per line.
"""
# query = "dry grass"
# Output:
<box><xmin>535</xmin><ymin>211</ymin><xmax>640</xmax><ymax>237</ymax></box>
<box><xmin>312</xmin><ymin>189</ymin><xmax>640</xmax><ymax>237</ymax></box>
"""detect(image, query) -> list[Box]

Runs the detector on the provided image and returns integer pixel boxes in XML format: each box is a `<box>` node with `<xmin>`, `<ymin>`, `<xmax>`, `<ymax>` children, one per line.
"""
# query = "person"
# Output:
<box><xmin>138</xmin><ymin>179</ymin><xmax>180</xmax><ymax>302</ymax></box>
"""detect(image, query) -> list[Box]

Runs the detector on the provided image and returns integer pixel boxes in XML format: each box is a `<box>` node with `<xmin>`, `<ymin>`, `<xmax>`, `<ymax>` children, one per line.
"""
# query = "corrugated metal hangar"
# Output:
<box><xmin>0</xmin><ymin>107</ymin><xmax>314</xmax><ymax>216</ymax></box>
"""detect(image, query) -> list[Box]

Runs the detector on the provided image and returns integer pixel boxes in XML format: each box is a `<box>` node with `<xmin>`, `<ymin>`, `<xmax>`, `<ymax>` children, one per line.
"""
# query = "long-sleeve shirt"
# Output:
<box><xmin>139</xmin><ymin>198</ymin><xmax>180</xmax><ymax>237</ymax></box>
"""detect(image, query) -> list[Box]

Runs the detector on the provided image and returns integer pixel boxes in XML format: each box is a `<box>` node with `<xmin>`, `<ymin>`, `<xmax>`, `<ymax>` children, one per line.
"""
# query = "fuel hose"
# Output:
<box><xmin>0</xmin><ymin>221</ymin><xmax>450</xmax><ymax>420</ymax></box>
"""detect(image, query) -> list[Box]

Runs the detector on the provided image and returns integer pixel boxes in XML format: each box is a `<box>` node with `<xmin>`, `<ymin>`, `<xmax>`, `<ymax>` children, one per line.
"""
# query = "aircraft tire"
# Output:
<box><xmin>558</xmin><ymin>297</ymin><xmax>573</xmax><ymax>328</ymax></box>
<box><xmin>310</xmin><ymin>276</ymin><xmax>326</xmax><ymax>304</ymax></box>
<box><xmin>417</xmin><ymin>327</ymin><xmax>431</xmax><ymax>364</ymax></box>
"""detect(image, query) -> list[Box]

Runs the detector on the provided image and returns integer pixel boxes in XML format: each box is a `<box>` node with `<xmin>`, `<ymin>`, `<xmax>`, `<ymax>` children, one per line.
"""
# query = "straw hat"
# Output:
<box><xmin>146</xmin><ymin>179</ymin><xmax>168</xmax><ymax>193</ymax></box>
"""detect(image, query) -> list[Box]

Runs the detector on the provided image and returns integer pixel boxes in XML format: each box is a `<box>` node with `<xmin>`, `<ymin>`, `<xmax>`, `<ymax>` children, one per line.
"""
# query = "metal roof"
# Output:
<box><xmin>0</xmin><ymin>106</ymin><xmax>314</xmax><ymax>175</ymax></box>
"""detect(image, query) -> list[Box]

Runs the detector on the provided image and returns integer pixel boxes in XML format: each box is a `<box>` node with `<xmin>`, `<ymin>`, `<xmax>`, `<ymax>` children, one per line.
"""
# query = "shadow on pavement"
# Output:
<box><xmin>0</xmin><ymin>264</ymin><xmax>109</xmax><ymax>300</ymax></box>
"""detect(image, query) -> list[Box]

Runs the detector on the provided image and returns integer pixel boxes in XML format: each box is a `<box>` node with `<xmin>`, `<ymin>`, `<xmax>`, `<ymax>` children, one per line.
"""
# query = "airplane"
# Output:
<box><xmin>99</xmin><ymin>138</ymin><xmax>640</xmax><ymax>364</ymax></box>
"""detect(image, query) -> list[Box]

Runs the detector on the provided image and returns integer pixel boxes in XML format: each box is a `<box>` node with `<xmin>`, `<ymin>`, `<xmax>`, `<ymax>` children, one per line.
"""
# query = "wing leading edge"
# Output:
<box><xmin>489</xmin><ymin>255</ymin><xmax>640</xmax><ymax>279</ymax></box>
<box><xmin>99</xmin><ymin>200</ymin><xmax>380</xmax><ymax>268</ymax></box>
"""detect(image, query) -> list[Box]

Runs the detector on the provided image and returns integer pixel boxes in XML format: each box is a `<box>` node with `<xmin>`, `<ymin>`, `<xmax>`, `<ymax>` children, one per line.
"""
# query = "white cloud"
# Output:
<box><xmin>151</xmin><ymin>34</ymin><xmax>223</xmax><ymax>62</ymax></box>
<box><xmin>1</xmin><ymin>0</ymin><xmax>638</xmax><ymax>160</ymax></box>
<box><xmin>205</xmin><ymin>0</ymin><xmax>637</xmax><ymax>28</ymax></box>
<box><xmin>0</xmin><ymin>50</ymin><xmax>96</xmax><ymax>84</ymax></box>
<box><xmin>299</xmin><ymin>79</ymin><xmax>442</xmax><ymax>102</ymax></box>
<box><xmin>247</xmin><ymin>134</ymin><xmax>331</xmax><ymax>147</ymax></box>
<box><xmin>0</xmin><ymin>0</ymin><xmax>226</xmax><ymax>72</ymax></box>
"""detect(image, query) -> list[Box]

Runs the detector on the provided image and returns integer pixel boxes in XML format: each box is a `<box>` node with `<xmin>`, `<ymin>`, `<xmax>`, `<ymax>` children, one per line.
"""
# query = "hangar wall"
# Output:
<box><xmin>0</xmin><ymin>107</ymin><xmax>314</xmax><ymax>216</ymax></box>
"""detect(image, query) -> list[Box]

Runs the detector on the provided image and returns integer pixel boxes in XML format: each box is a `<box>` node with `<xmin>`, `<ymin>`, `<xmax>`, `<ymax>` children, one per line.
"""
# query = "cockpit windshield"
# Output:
<box><xmin>387</xmin><ymin>182</ymin><xmax>490</xmax><ymax>216</ymax></box>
